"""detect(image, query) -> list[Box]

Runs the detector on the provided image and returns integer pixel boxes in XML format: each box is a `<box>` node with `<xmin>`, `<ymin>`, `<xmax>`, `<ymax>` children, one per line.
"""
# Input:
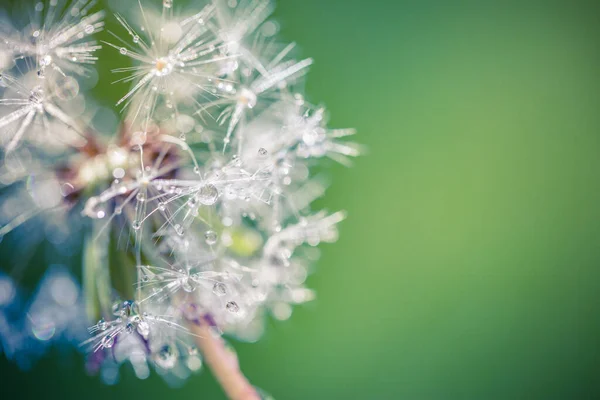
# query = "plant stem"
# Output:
<box><xmin>191</xmin><ymin>320</ymin><xmax>261</xmax><ymax>400</ymax></box>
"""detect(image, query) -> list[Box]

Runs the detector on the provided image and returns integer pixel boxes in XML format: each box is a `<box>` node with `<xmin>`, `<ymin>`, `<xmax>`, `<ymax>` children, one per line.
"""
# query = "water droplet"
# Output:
<box><xmin>53</xmin><ymin>75</ymin><xmax>79</xmax><ymax>100</ymax></box>
<box><xmin>182</xmin><ymin>277</ymin><xmax>195</xmax><ymax>293</ymax></box>
<box><xmin>226</xmin><ymin>301</ymin><xmax>239</xmax><ymax>313</ymax></box>
<box><xmin>102</xmin><ymin>335</ymin><xmax>114</xmax><ymax>349</ymax></box>
<box><xmin>258</xmin><ymin>147</ymin><xmax>268</xmax><ymax>157</ymax></box>
<box><xmin>193</xmin><ymin>166</ymin><xmax>200</xmax><ymax>175</ymax></box>
<box><xmin>97</xmin><ymin>318</ymin><xmax>108</xmax><ymax>331</ymax></box>
<box><xmin>158</xmin><ymin>202</ymin><xmax>166</xmax><ymax>211</ymax></box>
<box><xmin>119</xmin><ymin>47</ymin><xmax>128</xmax><ymax>55</ymax></box>
<box><xmin>212</xmin><ymin>282</ymin><xmax>227</xmax><ymax>296</ymax></box>
<box><xmin>85</xmin><ymin>25</ymin><xmax>94</xmax><ymax>34</ymax></box>
<box><xmin>136</xmin><ymin>192</ymin><xmax>146</xmax><ymax>202</ymax></box>
<box><xmin>154</xmin><ymin>344</ymin><xmax>177</xmax><ymax>369</ymax></box>
<box><xmin>122</xmin><ymin>300</ymin><xmax>138</xmax><ymax>316</ymax></box>
<box><xmin>204</xmin><ymin>230</ymin><xmax>218</xmax><ymax>245</ymax></box>
<box><xmin>163</xmin><ymin>0</ymin><xmax>173</xmax><ymax>9</ymax></box>
<box><xmin>198</xmin><ymin>184</ymin><xmax>219</xmax><ymax>205</ymax></box>
<box><xmin>132</xmin><ymin>221</ymin><xmax>141</xmax><ymax>230</ymax></box>
<box><xmin>187</xmin><ymin>195</ymin><xmax>198</xmax><ymax>208</ymax></box>
<box><xmin>133</xmin><ymin>35</ymin><xmax>140</xmax><ymax>44</ymax></box>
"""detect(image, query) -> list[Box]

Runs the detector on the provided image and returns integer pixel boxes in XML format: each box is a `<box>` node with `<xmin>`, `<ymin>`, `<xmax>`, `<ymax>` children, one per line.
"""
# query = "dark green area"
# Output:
<box><xmin>2</xmin><ymin>0</ymin><xmax>600</xmax><ymax>398</ymax></box>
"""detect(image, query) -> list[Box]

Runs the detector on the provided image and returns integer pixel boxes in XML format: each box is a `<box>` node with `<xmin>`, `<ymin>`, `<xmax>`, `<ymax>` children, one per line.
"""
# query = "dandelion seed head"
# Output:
<box><xmin>0</xmin><ymin>0</ymin><xmax>359</xmax><ymax>387</ymax></box>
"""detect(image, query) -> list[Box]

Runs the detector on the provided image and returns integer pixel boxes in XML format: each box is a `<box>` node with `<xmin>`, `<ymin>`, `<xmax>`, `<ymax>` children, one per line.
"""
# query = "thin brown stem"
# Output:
<box><xmin>191</xmin><ymin>321</ymin><xmax>261</xmax><ymax>400</ymax></box>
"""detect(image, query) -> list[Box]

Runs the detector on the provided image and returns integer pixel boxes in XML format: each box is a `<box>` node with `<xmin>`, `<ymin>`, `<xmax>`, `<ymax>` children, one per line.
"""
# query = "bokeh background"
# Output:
<box><xmin>2</xmin><ymin>0</ymin><xmax>600</xmax><ymax>398</ymax></box>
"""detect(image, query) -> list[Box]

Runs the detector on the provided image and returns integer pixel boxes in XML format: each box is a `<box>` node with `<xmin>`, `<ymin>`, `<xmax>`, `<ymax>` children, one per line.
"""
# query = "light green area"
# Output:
<box><xmin>2</xmin><ymin>0</ymin><xmax>600</xmax><ymax>398</ymax></box>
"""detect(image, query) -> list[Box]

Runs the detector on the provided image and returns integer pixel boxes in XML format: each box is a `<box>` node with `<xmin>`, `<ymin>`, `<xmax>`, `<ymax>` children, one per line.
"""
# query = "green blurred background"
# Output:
<box><xmin>2</xmin><ymin>0</ymin><xmax>600</xmax><ymax>398</ymax></box>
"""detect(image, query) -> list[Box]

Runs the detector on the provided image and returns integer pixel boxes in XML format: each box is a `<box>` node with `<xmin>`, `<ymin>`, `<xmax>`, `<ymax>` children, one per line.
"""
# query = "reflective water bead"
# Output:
<box><xmin>97</xmin><ymin>318</ymin><xmax>108</xmax><ymax>331</ymax></box>
<box><xmin>198</xmin><ymin>184</ymin><xmax>218</xmax><ymax>205</ymax></box>
<box><xmin>182</xmin><ymin>277</ymin><xmax>195</xmax><ymax>293</ymax></box>
<box><xmin>154</xmin><ymin>345</ymin><xmax>177</xmax><ymax>369</ymax></box>
<box><xmin>53</xmin><ymin>75</ymin><xmax>79</xmax><ymax>100</ymax></box>
<box><xmin>132</xmin><ymin>220</ymin><xmax>141</xmax><ymax>230</ymax></box>
<box><xmin>102</xmin><ymin>335</ymin><xmax>114</xmax><ymax>349</ymax></box>
<box><xmin>119</xmin><ymin>47</ymin><xmax>127</xmax><ymax>55</ymax></box>
<box><xmin>204</xmin><ymin>230</ymin><xmax>218</xmax><ymax>245</ymax></box>
<box><xmin>213</xmin><ymin>282</ymin><xmax>227</xmax><ymax>296</ymax></box>
<box><xmin>226</xmin><ymin>301</ymin><xmax>239</xmax><ymax>313</ymax></box>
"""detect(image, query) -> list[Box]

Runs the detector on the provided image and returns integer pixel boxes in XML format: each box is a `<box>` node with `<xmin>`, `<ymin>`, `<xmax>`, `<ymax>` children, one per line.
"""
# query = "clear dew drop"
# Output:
<box><xmin>163</xmin><ymin>0</ymin><xmax>173</xmax><ymax>9</ymax></box>
<box><xmin>53</xmin><ymin>75</ymin><xmax>79</xmax><ymax>100</ymax></box>
<box><xmin>182</xmin><ymin>277</ymin><xmax>195</xmax><ymax>293</ymax></box>
<box><xmin>102</xmin><ymin>335</ymin><xmax>114</xmax><ymax>349</ymax></box>
<box><xmin>84</xmin><ymin>24</ymin><xmax>94</xmax><ymax>34</ymax></box>
<box><xmin>193</xmin><ymin>166</ymin><xmax>200</xmax><ymax>175</ymax></box>
<box><xmin>212</xmin><ymin>282</ymin><xmax>227</xmax><ymax>296</ymax></box>
<box><xmin>133</xmin><ymin>35</ymin><xmax>140</xmax><ymax>44</ymax></box>
<box><xmin>204</xmin><ymin>230</ymin><xmax>218</xmax><ymax>245</ymax></box>
<box><xmin>132</xmin><ymin>221</ymin><xmax>141</xmax><ymax>230</ymax></box>
<box><xmin>226</xmin><ymin>301</ymin><xmax>239</xmax><ymax>313</ymax></box>
<box><xmin>187</xmin><ymin>196</ymin><xmax>198</xmax><ymax>208</ymax></box>
<box><xmin>198</xmin><ymin>184</ymin><xmax>219</xmax><ymax>205</ymax></box>
<box><xmin>258</xmin><ymin>147</ymin><xmax>268</xmax><ymax>157</ymax></box>
<box><xmin>119</xmin><ymin>47</ymin><xmax>127</xmax><ymax>55</ymax></box>
<box><xmin>154</xmin><ymin>344</ymin><xmax>177</xmax><ymax>369</ymax></box>
<box><xmin>97</xmin><ymin>318</ymin><xmax>108</xmax><ymax>331</ymax></box>
<box><xmin>158</xmin><ymin>202</ymin><xmax>166</xmax><ymax>211</ymax></box>
<box><xmin>136</xmin><ymin>192</ymin><xmax>146</xmax><ymax>202</ymax></box>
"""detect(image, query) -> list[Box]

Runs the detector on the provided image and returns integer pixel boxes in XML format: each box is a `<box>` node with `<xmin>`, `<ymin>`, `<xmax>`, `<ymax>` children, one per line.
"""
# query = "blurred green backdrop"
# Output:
<box><xmin>2</xmin><ymin>0</ymin><xmax>600</xmax><ymax>398</ymax></box>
